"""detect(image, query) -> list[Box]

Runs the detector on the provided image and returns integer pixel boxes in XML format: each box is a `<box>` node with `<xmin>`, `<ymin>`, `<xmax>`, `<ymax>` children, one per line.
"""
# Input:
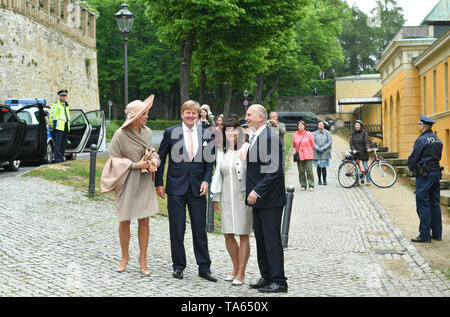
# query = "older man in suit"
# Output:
<box><xmin>155</xmin><ymin>100</ymin><xmax>217</xmax><ymax>282</ymax></box>
<box><xmin>245</xmin><ymin>104</ymin><xmax>287</xmax><ymax>293</ymax></box>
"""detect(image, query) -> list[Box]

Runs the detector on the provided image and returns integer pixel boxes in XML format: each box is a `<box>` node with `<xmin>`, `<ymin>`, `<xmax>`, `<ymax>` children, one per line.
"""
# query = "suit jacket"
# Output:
<box><xmin>155</xmin><ymin>124</ymin><xmax>214</xmax><ymax>196</ymax></box>
<box><xmin>246</xmin><ymin>126</ymin><xmax>286</xmax><ymax>209</ymax></box>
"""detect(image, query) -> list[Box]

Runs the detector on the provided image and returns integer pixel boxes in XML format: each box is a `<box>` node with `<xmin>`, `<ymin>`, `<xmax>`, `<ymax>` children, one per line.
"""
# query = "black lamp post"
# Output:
<box><xmin>115</xmin><ymin>3</ymin><xmax>135</xmax><ymax>108</ymax></box>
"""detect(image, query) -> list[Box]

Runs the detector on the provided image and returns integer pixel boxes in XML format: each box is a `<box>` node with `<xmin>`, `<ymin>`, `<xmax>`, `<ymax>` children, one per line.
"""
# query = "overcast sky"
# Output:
<box><xmin>344</xmin><ymin>0</ymin><xmax>440</xmax><ymax>26</ymax></box>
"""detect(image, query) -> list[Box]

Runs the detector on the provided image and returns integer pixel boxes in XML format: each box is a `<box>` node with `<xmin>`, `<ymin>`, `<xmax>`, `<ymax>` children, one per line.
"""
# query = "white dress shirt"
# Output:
<box><xmin>249</xmin><ymin>124</ymin><xmax>267</xmax><ymax>149</ymax></box>
<box><xmin>182</xmin><ymin>122</ymin><xmax>199</xmax><ymax>157</ymax></box>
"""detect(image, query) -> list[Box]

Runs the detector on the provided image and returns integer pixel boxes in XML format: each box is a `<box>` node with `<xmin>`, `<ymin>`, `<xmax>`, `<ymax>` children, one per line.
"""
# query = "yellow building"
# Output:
<box><xmin>376</xmin><ymin>0</ymin><xmax>450</xmax><ymax>179</ymax></box>
<box><xmin>334</xmin><ymin>74</ymin><xmax>382</xmax><ymax>127</ymax></box>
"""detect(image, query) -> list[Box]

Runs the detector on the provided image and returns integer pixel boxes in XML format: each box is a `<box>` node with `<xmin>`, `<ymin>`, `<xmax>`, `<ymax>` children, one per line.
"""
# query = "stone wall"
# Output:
<box><xmin>275</xmin><ymin>96</ymin><xmax>335</xmax><ymax>114</ymax></box>
<box><xmin>0</xmin><ymin>0</ymin><xmax>99</xmax><ymax>111</ymax></box>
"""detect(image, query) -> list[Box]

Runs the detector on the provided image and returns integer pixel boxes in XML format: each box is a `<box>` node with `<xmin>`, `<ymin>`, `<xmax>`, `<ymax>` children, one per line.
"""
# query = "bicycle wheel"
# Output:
<box><xmin>369</xmin><ymin>161</ymin><xmax>397</xmax><ymax>188</ymax></box>
<box><xmin>338</xmin><ymin>161</ymin><xmax>358</xmax><ymax>188</ymax></box>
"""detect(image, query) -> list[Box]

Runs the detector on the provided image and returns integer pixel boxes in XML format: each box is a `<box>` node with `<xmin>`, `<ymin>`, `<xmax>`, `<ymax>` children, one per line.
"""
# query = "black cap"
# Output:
<box><xmin>58</xmin><ymin>89</ymin><xmax>68</xmax><ymax>96</ymax></box>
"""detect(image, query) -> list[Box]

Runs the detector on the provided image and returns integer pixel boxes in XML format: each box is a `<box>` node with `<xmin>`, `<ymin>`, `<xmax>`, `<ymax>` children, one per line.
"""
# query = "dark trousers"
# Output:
<box><xmin>167</xmin><ymin>185</ymin><xmax>211</xmax><ymax>273</ymax></box>
<box><xmin>54</xmin><ymin>127</ymin><xmax>68</xmax><ymax>163</ymax></box>
<box><xmin>415</xmin><ymin>171</ymin><xmax>442</xmax><ymax>239</ymax></box>
<box><xmin>252</xmin><ymin>206</ymin><xmax>286</xmax><ymax>285</ymax></box>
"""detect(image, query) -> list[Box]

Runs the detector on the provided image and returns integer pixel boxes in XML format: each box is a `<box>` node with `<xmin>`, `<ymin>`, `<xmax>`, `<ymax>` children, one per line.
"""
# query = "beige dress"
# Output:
<box><xmin>212</xmin><ymin>147</ymin><xmax>252</xmax><ymax>235</ymax></box>
<box><xmin>100</xmin><ymin>126</ymin><xmax>160</xmax><ymax>222</ymax></box>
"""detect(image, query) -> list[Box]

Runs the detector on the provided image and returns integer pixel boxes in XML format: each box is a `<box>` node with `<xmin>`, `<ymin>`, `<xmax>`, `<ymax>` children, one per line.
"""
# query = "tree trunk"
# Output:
<box><xmin>223</xmin><ymin>83</ymin><xmax>233</xmax><ymax>118</ymax></box>
<box><xmin>263</xmin><ymin>71</ymin><xmax>281</xmax><ymax>104</ymax></box>
<box><xmin>253</xmin><ymin>74</ymin><xmax>264</xmax><ymax>104</ymax></box>
<box><xmin>199</xmin><ymin>66</ymin><xmax>206</xmax><ymax>104</ymax></box>
<box><xmin>179</xmin><ymin>34</ymin><xmax>195</xmax><ymax>105</ymax></box>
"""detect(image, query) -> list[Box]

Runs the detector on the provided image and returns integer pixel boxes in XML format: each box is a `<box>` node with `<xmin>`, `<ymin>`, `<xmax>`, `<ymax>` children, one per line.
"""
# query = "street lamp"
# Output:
<box><xmin>243</xmin><ymin>89</ymin><xmax>249</xmax><ymax>114</ymax></box>
<box><xmin>115</xmin><ymin>3</ymin><xmax>135</xmax><ymax>109</ymax></box>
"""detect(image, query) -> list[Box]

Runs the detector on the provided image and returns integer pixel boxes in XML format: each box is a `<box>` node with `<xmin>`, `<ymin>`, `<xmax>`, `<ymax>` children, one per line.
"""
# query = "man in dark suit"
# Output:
<box><xmin>155</xmin><ymin>100</ymin><xmax>217</xmax><ymax>282</ymax></box>
<box><xmin>245</xmin><ymin>104</ymin><xmax>288</xmax><ymax>293</ymax></box>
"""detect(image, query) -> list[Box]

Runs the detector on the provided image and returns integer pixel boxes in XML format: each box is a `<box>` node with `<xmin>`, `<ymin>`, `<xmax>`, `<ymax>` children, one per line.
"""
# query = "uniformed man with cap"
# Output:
<box><xmin>408</xmin><ymin>115</ymin><xmax>443</xmax><ymax>243</ymax></box>
<box><xmin>50</xmin><ymin>90</ymin><xmax>71</xmax><ymax>163</ymax></box>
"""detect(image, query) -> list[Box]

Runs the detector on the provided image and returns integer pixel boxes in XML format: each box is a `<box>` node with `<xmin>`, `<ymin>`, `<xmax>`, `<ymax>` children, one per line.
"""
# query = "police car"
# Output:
<box><xmin>0</xmin><ymin>99</ymin><xmax>106</xmax><ymax>171</ymax></box>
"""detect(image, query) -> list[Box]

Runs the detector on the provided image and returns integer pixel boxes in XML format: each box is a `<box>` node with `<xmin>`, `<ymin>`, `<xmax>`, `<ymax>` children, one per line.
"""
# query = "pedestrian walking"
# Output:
<box><xmin>293</xmin><ymin>120</ymin><xmax>315</xmax><ymax>191</ymax></box>
<box><xmin>313</xmin><ymin>121</ymin><xmax>332</xmax><ymax>185</ymax></box>
<box><xmin>350</xmin><ymin>120</ymin><xmax>372</xmax><ymax>185</ymax></box>
<box><xmin>155</xmin><ymin>100</ymin><xmax>217</xmax><ymax>282</ymax></box>
<box><xmin>211</xmin><ymin>118</ymin><xmax>252</xmax><ymax>286</ymax></box>
<box><xmin>408</xmin><ymin>115</ymin><xmax>443</xmax><ymax>243</ymax></box>
<box><xmin>100</xmin><ymin>95</ymin><xmax>160</xmax><ymax>276</ymax></box>
<box><xmin>245</xmin><ymin>104</ymin><xmax>287</xmax><ymax>293</ymax></box>
<box><xmin>50</xmin><ymin>89</ymin><xmax>70</xmax><ymax>163</ymax></box>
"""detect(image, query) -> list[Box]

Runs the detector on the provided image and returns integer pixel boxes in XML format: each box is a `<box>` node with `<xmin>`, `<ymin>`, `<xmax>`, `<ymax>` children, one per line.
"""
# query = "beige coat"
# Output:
<box><xmin>100</xmin><ymin>126</ymin><xmax>160</xmax><ymax>221</ymax></box>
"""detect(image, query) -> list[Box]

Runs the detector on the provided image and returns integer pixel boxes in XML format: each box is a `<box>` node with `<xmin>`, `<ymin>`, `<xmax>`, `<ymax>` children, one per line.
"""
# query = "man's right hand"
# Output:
<box><xmin>156</xmin><ymin>186</ymin><xmax>166</xmax><ymax>199</ymax></box>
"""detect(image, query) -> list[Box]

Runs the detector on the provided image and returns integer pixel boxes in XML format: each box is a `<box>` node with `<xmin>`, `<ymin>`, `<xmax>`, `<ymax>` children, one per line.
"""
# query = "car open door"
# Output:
<box><xmin>83</xmin><ymin>110</ymin><xmax>106</xmax><ymax>152</ymax></box>
<box><xmin>15</xmin><ymin>104</ymin><xmax>47</xmax><ymax>162</ymax></box>
<box><xmin>65</xmin><ymin>109</ymin><xmax>92</xmax><ymax>154</ymax></box>
<box><xmin>0</xmin><ymin>105</ymin><xmax>27</xmax><ymax>162</ymax></box>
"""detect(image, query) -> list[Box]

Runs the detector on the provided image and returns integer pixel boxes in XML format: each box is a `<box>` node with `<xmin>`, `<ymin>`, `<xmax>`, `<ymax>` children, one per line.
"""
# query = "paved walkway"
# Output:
<box><xmin>0</xmin><ymin>137</ymin><xmax>448</xmax><ymax>297</ymax></box>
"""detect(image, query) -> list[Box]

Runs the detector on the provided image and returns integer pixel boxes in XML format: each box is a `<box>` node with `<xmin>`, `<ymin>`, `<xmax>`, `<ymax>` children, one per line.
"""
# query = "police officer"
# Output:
<box><xmin>50</xmin><ymin>90</ymin><xmax>71</xmax><ymax>163</ymax></box>
<box><xmin>408</xmin><ymin>115</ymin><xmax>443</xmax><ymax>243</ymax></box>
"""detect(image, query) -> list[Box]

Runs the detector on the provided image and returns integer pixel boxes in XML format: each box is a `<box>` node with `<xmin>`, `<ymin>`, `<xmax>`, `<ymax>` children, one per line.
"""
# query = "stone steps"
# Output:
<box><xmin>379</xmin><ymin>152</ymin><xmax>399</xmax><ymax>159</ymax></box>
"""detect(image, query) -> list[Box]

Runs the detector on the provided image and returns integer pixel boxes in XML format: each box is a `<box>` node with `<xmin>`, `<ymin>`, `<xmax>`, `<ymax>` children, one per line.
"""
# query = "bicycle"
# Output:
<box><xmin>337</xmin><ymin>142</ymin><xmax>397</xmax><ymax>188</ymax></box>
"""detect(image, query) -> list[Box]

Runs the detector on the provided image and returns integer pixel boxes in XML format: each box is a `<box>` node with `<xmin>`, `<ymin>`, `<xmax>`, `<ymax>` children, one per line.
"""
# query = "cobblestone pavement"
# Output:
<box><xmin>0</xmin><ymin>138</ymin><xmax>449</xmax><ymax>297</ymax></box>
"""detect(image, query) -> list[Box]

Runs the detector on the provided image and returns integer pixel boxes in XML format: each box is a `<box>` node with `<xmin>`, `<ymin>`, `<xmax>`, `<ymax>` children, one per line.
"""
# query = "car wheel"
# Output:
<box><xmin>46</xmin><ymin>142</ymin><xmax>55</xmax><ymax>164</ymax></box>
<box><xmin>5</xmin><ymin>160</ymin><xmax>20</xmax><ymax>171</ymax></box>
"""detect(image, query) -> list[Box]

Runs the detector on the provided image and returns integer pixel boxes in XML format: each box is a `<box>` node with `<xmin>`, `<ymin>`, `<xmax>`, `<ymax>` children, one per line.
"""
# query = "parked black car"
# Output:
<box><xmin>276</xmin><ymin>111</ymin><xmax>329</xmax><ymax>131</ymax></box>
<box><xmin>0</xmin><ymin>105</ymin><xmax>28</xmax><ymax>171</ymax></box>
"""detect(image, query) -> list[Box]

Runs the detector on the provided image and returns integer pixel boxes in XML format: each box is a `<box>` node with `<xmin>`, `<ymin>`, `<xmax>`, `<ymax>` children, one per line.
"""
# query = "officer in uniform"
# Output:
<box><xmin>408</xmin><ymin>115</ymin><xmax>443</xmax><ymax>243</ymax></box>
<box><xmin>50</xmin><ymin>90</ymin><xmax>71</xmax><ymax>163</ymax></box>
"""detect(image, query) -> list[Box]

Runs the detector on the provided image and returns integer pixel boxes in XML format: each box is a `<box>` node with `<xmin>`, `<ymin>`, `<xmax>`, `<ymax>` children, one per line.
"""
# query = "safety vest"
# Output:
<box><xmin>50</xmin><ymin>100</ymin><xmax>71</xmax><ymax>132</ymax></box>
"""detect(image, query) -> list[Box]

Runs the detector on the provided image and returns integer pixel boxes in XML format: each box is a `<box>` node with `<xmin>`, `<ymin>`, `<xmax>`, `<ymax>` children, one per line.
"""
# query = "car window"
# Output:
<box><xmin>304</xmin><ymin>113</ymin><xmax>317</xmax><ymax>123</ymax></box>
<box><xmin>16</xmin><ymin>111</ymin><xmax>33</xmax><ymax>124</ymax></box>
<box><xmin>0</xmin><ymin>108</ymin><xmax>16</xmax><ymax>123</ymax></box>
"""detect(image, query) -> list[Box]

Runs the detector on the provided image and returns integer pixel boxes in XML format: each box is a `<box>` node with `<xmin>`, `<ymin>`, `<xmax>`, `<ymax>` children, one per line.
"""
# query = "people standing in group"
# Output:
<box><xmin>350</xmin><ymin>120</ymin><xmax>372</xmax><ymax>185</ymax></box>
<box><xmin>100</xmin><ymin>95</ymin><xmax>160</xmax><ymax>276</ymax></box>
<box><xmin>292</xmin><ymin>120</ymin><xmax>315</xmax><ymax>191</ymax></box>
<box><xmin>313</xmin><ymin>121</ymin><xmax>332</xmax><ymax>186</ymax></box>
<box><xmin>211</xmin><ymin>118</ymin><xmax>252</xmax><ymax>286</ymax></box>
<box><xmin>50</xmin><ymin>89</ymin><xmax>71</xmax><ymax>163</ymax></box>
<box><xmin>245</xmin><ymin>104</ymin><xmax>287</xmax><ymax>293</ymax></box>
<box><xmin>267</xmin><ymin>111</ymin><xmax>286</xmax><ymax>167</ymax></box>
<box><xmin>408</xmin><ymin>115</ymin><xmax>443</xmax><ymax>243</ymax></box>
<box><xmin>155</xmin><ymin>100</ymin><xmax>217</xmax><ymax>283</ymax></box>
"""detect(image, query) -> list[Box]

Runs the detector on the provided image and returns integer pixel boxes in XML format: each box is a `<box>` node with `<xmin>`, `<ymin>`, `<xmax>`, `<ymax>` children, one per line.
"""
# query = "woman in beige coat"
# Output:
<box><xmin>100</xmin><ymin>95</ymin><xmax>160</xmax><ymax>276</ymax></box>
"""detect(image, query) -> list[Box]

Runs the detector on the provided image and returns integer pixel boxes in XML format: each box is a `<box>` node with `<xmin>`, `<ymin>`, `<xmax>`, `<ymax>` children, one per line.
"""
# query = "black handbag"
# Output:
<box><xmin>293</xmin><ymin>132</ymin><xmax>306</xmax><ymax>162</ymax></box>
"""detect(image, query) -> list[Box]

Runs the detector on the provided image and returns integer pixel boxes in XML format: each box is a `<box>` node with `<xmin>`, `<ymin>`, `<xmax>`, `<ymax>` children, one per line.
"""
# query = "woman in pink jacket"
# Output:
<box><xmin>292</xmin><ymin>120</ymin><xmax>315</xmax><ymax>191</ymax></box>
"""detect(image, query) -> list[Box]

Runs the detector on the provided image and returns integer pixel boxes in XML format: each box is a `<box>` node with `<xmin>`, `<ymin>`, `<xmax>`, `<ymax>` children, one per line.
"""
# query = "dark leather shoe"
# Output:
<box><xmin>432</xmin><ymin>236</ymin><xmax>442</xmax><ymax>241</ymax></box>
<box><xmin>258</xmin><ymin>282</ymin><xmax>288</xmax><ymax>293</ymax></box>
<box><xmin>249</xmin><ymin>277</ymin><xmax>271</xmax><ymax>289</ymax></box>
<box><xmin>411</xmin><ymin>236</ymin><xmax>431</xmax><ymax>243</ymax></box>
<box><xmin>173</xmin><ymin>270</ymin><xmax>183</xmax><ymax>279</ymax></box>
<box><xmin>323</xmin><ymin>181</ymin><xmax>327</xmax><ymax>186</ymax></box>
<box><xmin>199</xmin><ymin>271</ymin><xmax>217</xmax><ymax>282</ymax></box>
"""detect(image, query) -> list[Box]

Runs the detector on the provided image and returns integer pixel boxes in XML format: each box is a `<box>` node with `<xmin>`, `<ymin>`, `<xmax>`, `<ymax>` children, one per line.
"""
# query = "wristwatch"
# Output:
<box><xmin>131</xmin><ymin>162</ymin><xmax>136</xmax><ymax>170</ymax></box>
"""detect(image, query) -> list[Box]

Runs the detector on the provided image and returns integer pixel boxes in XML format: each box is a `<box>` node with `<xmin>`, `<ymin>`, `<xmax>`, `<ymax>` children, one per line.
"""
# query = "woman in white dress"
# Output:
<box><xmin>211</xmin><ymin>118</ymin><xmax>252</xmax><ymax>286</ymax></box>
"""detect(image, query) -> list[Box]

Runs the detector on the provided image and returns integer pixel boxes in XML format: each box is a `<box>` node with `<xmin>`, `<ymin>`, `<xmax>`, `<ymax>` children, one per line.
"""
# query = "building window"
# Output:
<box><xmin>433</xmin><ymin>69</ymin><xmax>437</xmax><ymax>114</ymax></box>
<box><xmin>423</xmin><ymin>76</ymin><xmax>427</xmax><ymax>114</ymax></box>
<box><xmin>344</xmin><ymin>121</ymin><xmax>351</xmax><ymax>129</ymax></box>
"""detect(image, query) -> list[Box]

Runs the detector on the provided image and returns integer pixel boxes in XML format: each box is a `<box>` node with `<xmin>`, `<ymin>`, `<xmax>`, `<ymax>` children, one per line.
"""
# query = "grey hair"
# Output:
<box><xmin>251</xmin><ymin>104</ymin><xmax>268</xmax><ymax>121</ymax></box>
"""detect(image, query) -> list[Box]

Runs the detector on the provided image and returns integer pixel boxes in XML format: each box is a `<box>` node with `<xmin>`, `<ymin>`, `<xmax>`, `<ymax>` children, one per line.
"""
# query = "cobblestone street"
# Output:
<box><xmin>0</xmin><ymin>138</ymin><xmax>449</xmax><ymax>297</ymax></box>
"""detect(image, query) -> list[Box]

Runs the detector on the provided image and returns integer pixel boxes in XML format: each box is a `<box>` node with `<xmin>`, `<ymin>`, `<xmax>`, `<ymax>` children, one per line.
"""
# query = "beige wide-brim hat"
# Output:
<box><xmin>121</xmin><ymin>95</ymin><xmax>154</xmax><ymax>129</ymax></box>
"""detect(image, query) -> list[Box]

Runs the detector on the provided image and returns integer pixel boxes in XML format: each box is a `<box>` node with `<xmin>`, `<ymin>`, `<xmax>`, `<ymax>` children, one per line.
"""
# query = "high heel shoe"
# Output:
<box><xmin>232</xmin><ymin>278</ymin><xmax>244</xmax><ymax>286</ymax></box>
<box><xmin>225</xmin><ymin>274</ymin><xmax>236</xmax><ymax>282</ymax></box>
<box><xmin>117</xmin><ymin>257</ymin><xmax>129</xmax><ymax>273</ymax></box>
<box><xmin>138</xmin><ymin>257</ymin><xmax>150</xmax><ymax>276</ymax></box>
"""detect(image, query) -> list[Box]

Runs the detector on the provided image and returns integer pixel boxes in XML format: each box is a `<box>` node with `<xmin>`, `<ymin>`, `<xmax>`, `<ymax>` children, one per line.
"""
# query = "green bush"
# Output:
<box><xmin>106</xmin><ymin>119</ymin><xmax>181</xmax><ymax>141</ymax></box>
